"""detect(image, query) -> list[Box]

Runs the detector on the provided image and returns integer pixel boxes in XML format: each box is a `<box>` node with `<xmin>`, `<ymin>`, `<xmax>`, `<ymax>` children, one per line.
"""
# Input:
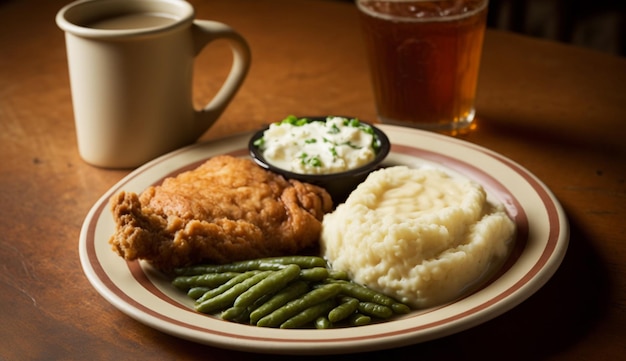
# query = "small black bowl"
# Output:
<box><xmin>248</xmin><ymin>116</ymin><xmax>390</xmax><ymax>203</ymax></box>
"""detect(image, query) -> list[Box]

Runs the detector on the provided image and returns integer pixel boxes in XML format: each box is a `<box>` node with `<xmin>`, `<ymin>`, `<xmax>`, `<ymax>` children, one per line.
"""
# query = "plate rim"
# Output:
<box><xmin>79</xmin><ymin>125</ymin><xmax>569</xmax><ymax>354</ymax></box>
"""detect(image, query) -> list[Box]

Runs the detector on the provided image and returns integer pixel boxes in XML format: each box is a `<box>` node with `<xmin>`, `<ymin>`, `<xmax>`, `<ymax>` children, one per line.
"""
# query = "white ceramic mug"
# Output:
<box><xmin>56</xmin><ymin>0</ymin><xmax>251</xmax><ymax>168</ymax></box>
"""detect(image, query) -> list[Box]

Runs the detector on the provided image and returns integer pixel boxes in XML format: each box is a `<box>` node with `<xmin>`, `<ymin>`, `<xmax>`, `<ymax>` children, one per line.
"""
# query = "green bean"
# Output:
<box><xmin>220</xmin><ymin>306</ymin><xmax>248</xmax><ymax>321</ymax></box>
<box><xmin>195</xmin><ymin>271</ymin><xmax>260</xmax><ymax>303</ymax></box>
<box><xmin>173</xmin><ymin>256</ymin><xmax>327</xmax><ymax>276</ymax></box>
<box><xmin>327</xmin><ymin>269</ymin><xmax>349</xmax><ymax>280</ymax></box>
<box><xmin>315</xmin><ymin>316</ymin><xmax>332</xmax><ymax>329</ymax></box>
<box><xmin>172</xmin><ymin>255</ymin><xmax>413</xmax><ymax>329</ymax></box>
<box><xmin>187</xmin><ymin>287</ymin><xmax>211</xmax><ymax>300</ymax></box>
<box><xmin>333</xmin><ymin>280</ymin><xmax>410</xmax><ymax>314</ymax></box>
<box><xmin>195</xmin><ymin>271</ymin><xmax>272</xmax><ymax>314</ymax></box>
<box><xmin>256</xmin><ymin>283</ymin><xmax>342</xmax><ymax>328</ymax></box>
<box><xmin>249</xmin><ymin>280</ymin><xmax>309</xmax><ymax>325</ymax></box>
<box><xmin>349</xmin><ymin>312</ymin><xmax>371</xmax><ymax>326</ymax></box>
<box><xmin>234</xmin><ymin>264</ymin><xmax>301</xmax><ymax>308</ymax></box>
<box><xmin>391</xmin><ymin>303</ymin><xmax>411</xmax><ymax>314</ymax></box>
<box><xmin>174</xmin><ymin>261</ymin><xmax>285</xmax><ymax>276</ymax></box>
<box><xmin>247</xmin><ymin>292</ymin><xmax>271</xmax><ymax>310</ymax></box>
<box><xmin>280</xmin><ymin>299</ymin><xmax>337</xmax><ymax>329</ymax></box>
<box><xmin>232</xmin><ymin>308</ymin><xmax>252</xmax><ymax>323</ymax></box>
<box><xmin>172</xmin><ymin>272</ymin><xmax>240</xmax><ymax>291</ymax></box>
<box><xmin>333</xmin><ymin>280</ymin><xmax>394</xmax><ymax>305</ymax></box>
<box><xmin>261</xmin><ymin>256</ymin><xmax>328</xmax><ymax>268</ymax></box>
<box><xmin>328</xmin><ymin>297</ymin><xmax>359</xmax><ymax>323</ymax></box>
<box><xmin>298</xmin><ymin>267</ymin><xmax>328</xmax><ymax>282</ymax></box>
<box><xmin>358</xmin><ymin>302</ymin><xmax>393</xmax><ymax>319</ymax></box>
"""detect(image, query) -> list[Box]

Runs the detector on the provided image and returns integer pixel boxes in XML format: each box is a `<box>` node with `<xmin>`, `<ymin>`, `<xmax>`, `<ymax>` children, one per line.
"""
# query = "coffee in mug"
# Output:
<box><xmin>56</xmin><ymin>0</ymin><xmax>251</xmax><ymax>168</ymax></box>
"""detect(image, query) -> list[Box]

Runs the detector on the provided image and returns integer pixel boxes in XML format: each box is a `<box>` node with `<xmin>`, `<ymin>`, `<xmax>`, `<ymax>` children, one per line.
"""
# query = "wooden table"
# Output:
<box><xmin>1</xmin><ymin>0</ymin><xmax>624</xmax><ymax>359</ymax></box>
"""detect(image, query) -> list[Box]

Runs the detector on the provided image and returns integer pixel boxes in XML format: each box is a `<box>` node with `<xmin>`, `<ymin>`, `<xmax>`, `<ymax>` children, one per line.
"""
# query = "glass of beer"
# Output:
<box><xmin>357</xmin><ymin>0</ymin><xmax>488</xmax><ymax>135</ymax></box>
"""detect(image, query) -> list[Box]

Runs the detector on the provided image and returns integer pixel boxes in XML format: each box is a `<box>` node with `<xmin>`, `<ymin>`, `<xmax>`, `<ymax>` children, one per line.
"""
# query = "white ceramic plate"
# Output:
<box><xmin>79</xmin><ymin>125</ymin><xmax>569</xmax><ymax>355</ymax></box>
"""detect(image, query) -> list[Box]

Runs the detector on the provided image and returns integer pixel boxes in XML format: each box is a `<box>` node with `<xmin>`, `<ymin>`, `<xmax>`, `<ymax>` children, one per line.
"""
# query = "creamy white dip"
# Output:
<box><xmin>255</xmin><ymin>116</ymin><xmax>378</xmax><ymax>175</ymax></box>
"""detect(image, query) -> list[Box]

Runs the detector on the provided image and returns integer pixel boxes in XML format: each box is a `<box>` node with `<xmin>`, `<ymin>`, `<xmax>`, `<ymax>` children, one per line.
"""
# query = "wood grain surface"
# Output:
<box><xmin>1</xmin><ymin>0</ymin><xmax>624</xmax><ymax>360</ymax></box>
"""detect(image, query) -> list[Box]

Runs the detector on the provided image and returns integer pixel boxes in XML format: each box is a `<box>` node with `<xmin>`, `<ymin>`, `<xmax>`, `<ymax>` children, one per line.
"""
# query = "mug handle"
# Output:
<box><xmin>191</xmin><ymin>20</ymin><xmax>251</xmax><ymax>135</ymax></box>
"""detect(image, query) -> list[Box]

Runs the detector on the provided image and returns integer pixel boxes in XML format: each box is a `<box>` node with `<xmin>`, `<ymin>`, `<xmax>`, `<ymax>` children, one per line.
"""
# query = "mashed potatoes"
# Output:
<box><xmin>320</xmin><ymin>166</ymin><xmax>515</xmax><ymax>309</ymax></box>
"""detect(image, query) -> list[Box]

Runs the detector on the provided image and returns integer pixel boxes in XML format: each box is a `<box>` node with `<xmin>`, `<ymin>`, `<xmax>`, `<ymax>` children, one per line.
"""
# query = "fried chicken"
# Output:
<box><xmin>108</xmin><ymin>155</ymin><xmax>333</xmax><ymax>271</ymax></box>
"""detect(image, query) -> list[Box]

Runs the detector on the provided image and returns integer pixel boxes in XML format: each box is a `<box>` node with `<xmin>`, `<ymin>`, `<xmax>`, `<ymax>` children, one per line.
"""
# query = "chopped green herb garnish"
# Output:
<box><xmin>279</xmin><ymin>115</ymin><xmax>310</xmax><ymax>126</ymax></box>
<box><xmin>347</xmin><ymin>118</ymin><xmax>361</xmax><ymax>127</ymax></box>
<box><xmin>342</xmin><ymin>141</ymin><xmax>361</xmax><ymax>150</ymax></box>
<box><xmin>298</xmin><ymin>152</ymin><xmax>323</xmax><ymax>167</ymax></box>
<box><xmin>361</xmin><ymin>125</ymin><xmax>374</xmax><ymax>135</ymax></box>
<box><xmin>330</xmin><ymin>147</ymin><xmax>338</xmax><ymax>157</ymax></box>
<box><xmin>308</xmin><ymin>156</ymin><xmax>322</xmax><ymax>167</ymax></box>
<box><xmin>372</xmin><ymin>138</ymin><xmax>381</xmax><ymax>151</ymax></box>
<box><xmin>328</xmin><ymin>123</ymin><xmax>341</xmax><ymax>134</ymax></box>
<box><xmin>253</xmin><ymin>137</ymin><xmax>265</xmax><ymax>147</ymax></box>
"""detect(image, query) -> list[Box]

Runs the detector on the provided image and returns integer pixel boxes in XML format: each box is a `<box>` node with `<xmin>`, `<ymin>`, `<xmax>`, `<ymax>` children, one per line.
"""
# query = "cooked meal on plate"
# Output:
<box><xmin>107</xmin><ymin>115</ymin><xmax>516</xmax><ymax>329</ymax></box>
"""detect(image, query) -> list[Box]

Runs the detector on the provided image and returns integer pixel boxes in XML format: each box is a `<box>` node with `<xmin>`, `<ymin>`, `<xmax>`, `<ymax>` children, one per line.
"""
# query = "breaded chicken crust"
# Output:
<box><xmin>109</xmin><ymin>155</ymin><xmax>333</xmax><ymax>271</ymax></box>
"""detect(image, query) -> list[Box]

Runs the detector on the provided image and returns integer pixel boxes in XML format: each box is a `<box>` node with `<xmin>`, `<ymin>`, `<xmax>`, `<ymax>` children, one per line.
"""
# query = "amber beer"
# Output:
<box><xmin>358</xmin><ymin>0</ymin><xmax>488</xmax><ymax>134</ymax></box>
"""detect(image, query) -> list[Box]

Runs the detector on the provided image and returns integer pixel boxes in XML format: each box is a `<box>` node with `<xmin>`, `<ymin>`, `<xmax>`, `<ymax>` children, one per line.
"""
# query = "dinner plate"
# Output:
<box><xmin>79</xmin><ymin>124</ymin><xmax>569</xmax><ymax>355</ymax></box>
